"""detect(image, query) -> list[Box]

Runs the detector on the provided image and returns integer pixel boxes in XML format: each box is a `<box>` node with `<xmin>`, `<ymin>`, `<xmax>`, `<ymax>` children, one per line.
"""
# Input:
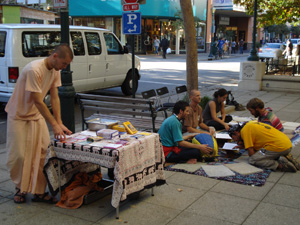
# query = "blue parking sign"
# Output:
<box><xmin>122</xmin><ymin>12</ymin><xmax>141</xmax><ymax>35</ymax></box>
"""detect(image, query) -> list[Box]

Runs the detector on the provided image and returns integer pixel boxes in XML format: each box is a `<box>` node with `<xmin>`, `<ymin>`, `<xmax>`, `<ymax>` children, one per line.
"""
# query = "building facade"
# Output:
<box><xmin>0</xmin><ymin>4</ymin><xmax>57</xmax><ymax>24</ymax></box>
<box><xmin>206</xmin><ymin>0</ymin><xmax>260</xmax><ymax>52</ymax></box>
<box><xmin>69</xmin><ymin>0</ymin><xmax>208</xmax><ymax>54</ymax></box>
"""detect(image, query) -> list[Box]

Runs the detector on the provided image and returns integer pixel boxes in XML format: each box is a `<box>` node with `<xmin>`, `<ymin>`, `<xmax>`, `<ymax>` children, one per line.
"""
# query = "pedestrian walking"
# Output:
<box><xmin>239</xmin><ymin>39</ymin><xmax>244</xmax><ymax>54</ymax></box>
<box><xmin>231</xmin><ymin>40</ymin><xmax>236</xmax><ymax>54</ymax></box>
<box><xmin>160</xmin><ymin>35</ymin><xmax>169</xmax><ymax>59</ymax></box>
<box><xmin>153</xmin><ymin>36</ymin><xmax>160</xmax><ymax>55</ymax></box>
<box><xmin>5</xmin><ymin>44</ymin><xmax>73</xmax><ymax>204</ymax></box>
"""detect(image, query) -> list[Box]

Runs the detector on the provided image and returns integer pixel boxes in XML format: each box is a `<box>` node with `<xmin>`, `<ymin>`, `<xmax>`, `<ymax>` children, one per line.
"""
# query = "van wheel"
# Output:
<box><xmin>121</xmin><ymin>72</ymin><xmax>138</xmax><ymax>96</ymax></box>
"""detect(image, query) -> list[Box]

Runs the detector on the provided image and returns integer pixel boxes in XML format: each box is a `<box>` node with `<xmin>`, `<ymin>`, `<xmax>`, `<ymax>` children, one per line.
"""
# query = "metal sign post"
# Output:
<box><xmin>122</xmin><ymin>11</ymin><xmax>141</xmax><ymax>98</ymax></box>
<box><xmin>56</xmin><ymin>1</ymin><xmax>75</xmax><ymax>133</ymax></box>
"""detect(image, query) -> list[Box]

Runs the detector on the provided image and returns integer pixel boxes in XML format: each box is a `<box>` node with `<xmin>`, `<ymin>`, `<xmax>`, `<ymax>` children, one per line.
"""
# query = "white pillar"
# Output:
<box><xmin>175</xmin><ymin>29</ymin><xmax>180</xmax><ymax>55</ymax></box>
<box><xmin>238</xmin><ymin>61</ymin><xmax>266</xmax><ymax>91</ymax></box>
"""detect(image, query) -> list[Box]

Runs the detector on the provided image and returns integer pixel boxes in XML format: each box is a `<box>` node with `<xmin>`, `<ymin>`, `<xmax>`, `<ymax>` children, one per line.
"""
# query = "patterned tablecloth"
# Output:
<box><xmin>44</xmin><ymin>133</ymin><xmax>166</xmax><ymax>208</ymax></box>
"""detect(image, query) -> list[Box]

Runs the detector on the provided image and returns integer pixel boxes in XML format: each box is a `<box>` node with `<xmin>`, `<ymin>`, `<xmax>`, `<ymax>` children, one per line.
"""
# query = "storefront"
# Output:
<box><xmin>70</xmin><ymin>0</ymin><xmax>207</xmax><ymax>54</ymax></box>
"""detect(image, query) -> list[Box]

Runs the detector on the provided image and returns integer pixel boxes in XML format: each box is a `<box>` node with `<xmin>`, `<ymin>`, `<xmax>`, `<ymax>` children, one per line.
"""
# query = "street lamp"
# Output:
<box><xmin>247</xmin><ymin>0</ymin><xmax>259</xmax><ymax>61</ymax></box>
<box><xmin>58</xmin><ymin>4</ymin><xmax>76</xmax><ymax>133</ymax></box>
<box><xmin>208</xmin><ymin>7</ymin><xmax>216</xmax><ymax>60</ymax></box>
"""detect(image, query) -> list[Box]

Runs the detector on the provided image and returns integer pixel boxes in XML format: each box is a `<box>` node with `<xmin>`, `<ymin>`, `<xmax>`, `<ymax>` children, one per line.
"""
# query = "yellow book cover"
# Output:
<box><xmin>123</xmin><ymin>121</ymin><xmax>137</xmax><ymax>134</ymax></box>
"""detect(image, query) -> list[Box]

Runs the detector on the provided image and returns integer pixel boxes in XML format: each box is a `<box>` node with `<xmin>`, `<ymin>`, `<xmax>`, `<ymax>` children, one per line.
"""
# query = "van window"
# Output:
<box><xmin>22</xmin><ymin>32</ymin><xmax>61</xmax><ymax>57</ymax></box>
<box><xmin>104</xmin><ymin>33</ymin><xmax>123</xmax><ymax>55</ymax></box>
<box><xmin>0</xmin><ymin>31</ymin><xmax>6</xmax><ymax>57</ymax></box>
<box><xmin>71</xmin><ymin>31</ymin><xmax>85</xmax><ymax>56</ymax></box>
<box><xmin>85</xmin><ymin>32</ymin><xmax>101</xmax><ymax>55</ymax></box>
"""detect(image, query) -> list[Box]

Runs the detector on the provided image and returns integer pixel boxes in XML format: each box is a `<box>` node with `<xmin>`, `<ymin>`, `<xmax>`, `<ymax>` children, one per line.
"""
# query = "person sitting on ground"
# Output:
<box><xmin>158</xmin><ymin>101</ymin><xmax>213</xmax><ymax>164</ymax></box>
<box><xmin>202</xmin><ymin>88</ymin><xmax>232</xmax><ymax>131</ymax></box>
<box><xmin>182</xmin><ymin>89</ymin><xmax>214</xmax><ymax>135</ymax></box>
<box><xmin>246</xmin><ymin>98</ymin><xmax>283</xmax><ymax>132</ymax></box>
<box><xmin>228</xmin><ymin>121</ymin><xmax>300</xmax><ymax>172</ymax></box>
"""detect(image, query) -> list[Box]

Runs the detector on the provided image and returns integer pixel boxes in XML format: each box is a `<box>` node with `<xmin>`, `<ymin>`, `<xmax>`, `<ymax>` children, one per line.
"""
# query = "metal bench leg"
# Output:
<box><xmin>58</xmin><ymin>160</ymin><xmax>61</xmax><ymax>198</ymax></box>
<box><xmin>151</xmin><ymin>187</ymin><xmax>154</xmax><ymax>196</ymax></box>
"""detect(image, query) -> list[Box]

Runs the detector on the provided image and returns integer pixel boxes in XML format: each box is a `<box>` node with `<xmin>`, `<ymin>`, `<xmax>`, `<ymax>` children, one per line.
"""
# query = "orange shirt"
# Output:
<box><xmin>5</xmin><ymin>59</ymin><xmax>61</xmax><ymax>120</ymax></box>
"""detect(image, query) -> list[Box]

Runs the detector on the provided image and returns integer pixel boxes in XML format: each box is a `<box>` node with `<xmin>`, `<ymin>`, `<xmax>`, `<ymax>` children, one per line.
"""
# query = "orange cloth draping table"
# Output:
<box><xmin>44</xmin><ymin>132</ymin><xmax>166</xmax><ymax>208</ymax></box>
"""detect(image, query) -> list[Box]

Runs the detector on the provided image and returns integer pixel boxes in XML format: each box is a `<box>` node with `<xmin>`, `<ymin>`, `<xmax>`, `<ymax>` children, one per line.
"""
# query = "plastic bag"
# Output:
<box><xmin>166</xmin><ymin>47</ymin><xmax>171</xmax><ymax>54</ymax></box>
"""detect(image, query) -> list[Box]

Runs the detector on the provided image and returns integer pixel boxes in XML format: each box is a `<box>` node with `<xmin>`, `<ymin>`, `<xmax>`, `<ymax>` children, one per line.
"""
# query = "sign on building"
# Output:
<box><xmin>212</xmin><ymin>0</ymin><xmax>233</xmax><ymax>8</ymax></box>
<box><xmin>53</xmin><ymin>0</ymin><xmax>68</xmax><ymax>9</ymax></box>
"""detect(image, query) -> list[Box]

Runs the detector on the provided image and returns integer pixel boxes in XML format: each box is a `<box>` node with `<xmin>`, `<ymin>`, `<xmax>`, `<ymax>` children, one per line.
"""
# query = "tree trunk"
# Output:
<box><xmin>180</xmin><ymin>0</ymin><xmax>198</xmax><ymax>93</ymax></box>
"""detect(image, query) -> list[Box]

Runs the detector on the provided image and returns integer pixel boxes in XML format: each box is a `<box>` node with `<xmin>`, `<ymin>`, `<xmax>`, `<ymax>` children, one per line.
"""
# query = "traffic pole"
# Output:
<box><xmin>131</xmin><ymin>35</ymin><xmax>136</xmax><ymax>98</ymax></box>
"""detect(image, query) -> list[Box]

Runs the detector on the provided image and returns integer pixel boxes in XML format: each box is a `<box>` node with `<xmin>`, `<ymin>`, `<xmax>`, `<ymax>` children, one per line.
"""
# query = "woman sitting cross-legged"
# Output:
<box><xmin>202</xmin><ymin>88</ymin><xmax>232</xmax><ymax>131</ymax></box>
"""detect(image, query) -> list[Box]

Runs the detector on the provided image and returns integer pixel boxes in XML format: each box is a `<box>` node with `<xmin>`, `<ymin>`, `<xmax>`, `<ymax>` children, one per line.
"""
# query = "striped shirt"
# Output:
<box><xmin>258</xmin><ymin>107</ymin><xmax>283</xmax><ymax>131</ymax></box>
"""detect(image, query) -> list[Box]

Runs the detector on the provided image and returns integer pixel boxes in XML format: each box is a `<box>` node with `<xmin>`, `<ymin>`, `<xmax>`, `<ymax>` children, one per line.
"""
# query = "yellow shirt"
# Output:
<box><xmin>241</xmin><ymin>121</ymin><xmax>292</xmax><ymax>152</ymax></box>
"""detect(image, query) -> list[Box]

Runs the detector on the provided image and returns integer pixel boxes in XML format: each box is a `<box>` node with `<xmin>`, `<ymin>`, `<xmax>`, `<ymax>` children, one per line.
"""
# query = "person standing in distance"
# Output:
<box><xmin>153</xmin><ymin>36</ymin><xmax>160</xmax><ymax>55</ymax></box>
<box><xmin>160</xmin><ymin>35</ymin><xmax>169</xmax><ymax>59</ymax></box>
<box><xmin>5</xmin><ymin>43</ymin><xmax>73</xmax><ymax>204</ymax></box>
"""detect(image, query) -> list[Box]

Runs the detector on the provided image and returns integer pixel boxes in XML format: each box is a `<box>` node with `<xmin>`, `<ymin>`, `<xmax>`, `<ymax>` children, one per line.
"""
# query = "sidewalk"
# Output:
<box><xmin>1</xmin><ymin>91</ymin><xmax>300</xmax><ymax>224</ymax></box>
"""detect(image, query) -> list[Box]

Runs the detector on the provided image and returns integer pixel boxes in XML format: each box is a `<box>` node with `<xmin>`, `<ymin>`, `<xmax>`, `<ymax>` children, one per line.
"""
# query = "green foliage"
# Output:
<box><xmin>199</xmin><ymin>96</ymin><xmax>211</xmax><ymax>109</ymax></box>
<box><xmin>233</xmin><ymin>0</ymin><xmax>300</xmax><ymax>27</ymax></box>
<box><xmin>267</xmin><ymin>24</ymin><xmax>290</xmax><ymax>36</ymax></box>
<box><xmin>291</xmin><ymin>25</ymin><xmax>300</xmax><ymax>37</ymax></box>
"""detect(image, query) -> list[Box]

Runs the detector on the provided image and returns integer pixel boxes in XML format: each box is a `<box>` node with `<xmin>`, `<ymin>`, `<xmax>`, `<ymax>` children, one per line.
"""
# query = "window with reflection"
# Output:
<box><xmin>85</xmin><ymin>32</ymin><xmax>101</xmax><ymax>55</ymax></box>
<box><xmin>71</xmin><ymin>31</ymin><xmax>85</xmax><ymax>56</ymax></box>
<box><xmin>104</xmin><ymin>33</ymin><xmax>123</xmax><ymax>55</ymax></box>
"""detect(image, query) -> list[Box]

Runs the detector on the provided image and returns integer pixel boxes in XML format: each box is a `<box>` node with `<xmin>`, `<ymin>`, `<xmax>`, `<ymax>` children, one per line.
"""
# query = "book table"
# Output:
<box><xmin>44</xmin><ymin>132</ymin><xmax>166</xmax><ymax>218</ymax></box>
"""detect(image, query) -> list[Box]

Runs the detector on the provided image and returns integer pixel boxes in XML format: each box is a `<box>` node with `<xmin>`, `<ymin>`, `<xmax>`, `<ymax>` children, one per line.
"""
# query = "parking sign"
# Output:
<box><xmin>122</xmin><ymin>12</ymin><xmax>141</xmax><ymax>35</ymax></box>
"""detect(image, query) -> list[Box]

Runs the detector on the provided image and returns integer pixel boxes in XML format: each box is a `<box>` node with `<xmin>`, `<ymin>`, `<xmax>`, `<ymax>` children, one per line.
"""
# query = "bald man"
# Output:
<box><xmin>183</xmin><ymin>89</ymin><xmax>214</xmax><ymax>135</ymax></box>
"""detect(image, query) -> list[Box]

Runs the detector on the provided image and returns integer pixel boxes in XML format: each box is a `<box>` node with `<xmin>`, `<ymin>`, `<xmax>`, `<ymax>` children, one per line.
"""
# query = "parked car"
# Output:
<box><xmin>258</xmin><ymin>43</ymin><xmax>284</xmax><ymax>60</ymax></box>
<box><xmin>291</xmin><ymin>38</ymin><xmax>300</xmax><ymax>48</ymax></box>
<box><xmin>0</xmin><ymin>24</ymin><xmax>141</xmax><ymax>104</ymax></box>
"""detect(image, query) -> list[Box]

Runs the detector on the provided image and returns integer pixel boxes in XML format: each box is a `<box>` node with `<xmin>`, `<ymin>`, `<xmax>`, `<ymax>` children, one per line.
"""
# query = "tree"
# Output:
<box><xmin>291</xmin><ymin>26</ymin><xmax>300</xmax><ymax>38</ymax></box>
<box><xmin>179</xmin><ymin>0</ymin><xmax>198</xmax><ymax>92</ymax></box>
<box><xmin>233</xmin><ymin>0</ymin><xmax>300</xmax><ymax>27</ymax></box>
<box><xmin>267</xmin><ymin>24</ymin><xmax>290</xmax><ymax>37</ymax></box>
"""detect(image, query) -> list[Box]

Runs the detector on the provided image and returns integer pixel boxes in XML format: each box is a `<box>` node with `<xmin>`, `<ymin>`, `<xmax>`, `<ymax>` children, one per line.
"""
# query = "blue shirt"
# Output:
<box><xmin>218</xmin><ymin>40</ymin><xmax>225</xmax><ymax>49</ymax></box>
<box><xmin>158</xmin><ymin>114</ymin><xmax>183</xmax><ymax>147</ymax></box>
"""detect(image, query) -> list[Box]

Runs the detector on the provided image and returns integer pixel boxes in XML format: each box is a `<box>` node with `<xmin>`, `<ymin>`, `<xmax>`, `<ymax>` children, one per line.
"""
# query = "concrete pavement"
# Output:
<box><xmin>1</xmin><ymin>53</ymin><xmax>300</xmax><ymax>224</ymax></box>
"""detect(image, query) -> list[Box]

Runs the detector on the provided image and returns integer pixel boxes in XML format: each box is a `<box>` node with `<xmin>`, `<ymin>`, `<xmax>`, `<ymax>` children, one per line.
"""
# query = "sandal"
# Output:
<box><xmin>14</xmin><ymin>188</ymin><xmax>26</xmax><ymax>204</ymax></box>
<box><xmin>32</xmin><ymin>192</ymin><xmax>58</xmax><ymax>204</ymax></box>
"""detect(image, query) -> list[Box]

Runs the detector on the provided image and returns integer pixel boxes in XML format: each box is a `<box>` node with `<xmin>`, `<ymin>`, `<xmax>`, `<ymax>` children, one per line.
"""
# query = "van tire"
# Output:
<box><xmin>121</xmin><ymin>72</ymin><xmax>138</xmax><ymax>96</ymax></box>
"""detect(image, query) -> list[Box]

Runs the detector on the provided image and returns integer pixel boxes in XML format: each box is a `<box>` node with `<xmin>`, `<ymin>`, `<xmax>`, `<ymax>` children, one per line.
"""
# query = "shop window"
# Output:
<box><xmin>71</xmin><ymin>31</ymin><xmax>85</xmax><ymax>56</ymax></box>
<box><xmin>85</xmin><ymin>32</ymin><xmax>101</xmax><ymax>55</ymax></box>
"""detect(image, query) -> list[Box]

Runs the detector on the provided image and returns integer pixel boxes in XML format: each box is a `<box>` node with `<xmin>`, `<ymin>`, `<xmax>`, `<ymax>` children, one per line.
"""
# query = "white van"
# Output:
<box><xmin>0</xmin><ymin>24</ymin><xmax>141</xmax><ymax>103</ymax></box>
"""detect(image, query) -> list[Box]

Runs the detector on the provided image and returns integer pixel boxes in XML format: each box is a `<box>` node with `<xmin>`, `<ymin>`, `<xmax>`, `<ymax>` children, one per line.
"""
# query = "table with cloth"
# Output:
<box><xmin>43</xmin><ymin>132</ymin><xmax>166</xmax><ymax>208</ymax></box>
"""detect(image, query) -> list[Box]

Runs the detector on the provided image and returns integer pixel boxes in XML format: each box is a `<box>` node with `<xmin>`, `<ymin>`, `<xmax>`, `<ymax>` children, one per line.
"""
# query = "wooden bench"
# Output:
<box><xmin>76</xmin><ymin>93</ymin><xmax>165</xmax><ymax>132</ymax></box>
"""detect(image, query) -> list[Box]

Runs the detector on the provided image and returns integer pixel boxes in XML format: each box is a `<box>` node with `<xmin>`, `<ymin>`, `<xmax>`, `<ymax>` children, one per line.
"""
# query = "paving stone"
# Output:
<box><xmin>97</xmin><ymin>201</ymin><xmax>180</xmax><ymax>225</ymax></box>
<box><xmin>136</xmin><ymin>183</ymin><xmax>205</xmax><ymax>210</ymax></box>
<box><xmin>263</xmin><ymin>183</ymin><xmax>300</xmax><ymax>209</ymax></box>
<box><xmin>243</xmin><ymin>202</ymin><xmax>300</xmax><ymax>225</ymax></box>
<box><xmin>211</xmin><ymin>180</ymin><xmax>275</xmax><ymax>201</ymax></box>
<box><xmin>51</xmin><ymin>194</ymin><xmax>115</xmax><ymax>223</ymax></box>
<box><xmin>0</xmin><ymin>201</ymin><xmax>46</xmax><ymax>225</ymax></box>
<box><xmin>166</xmin><ymin>172</ymin><xmax>220</xmax><ymax>191</ymax></box>
<box><xmin>17</xmin><ymin>209</ymin><xmax>93</xmax><ymax>225</ymax></box>
<box><xmin>167</xmin><ymin>211</ymin><xmax>238</xmax><ymax>225</ymax></box>
<box><xmin>186</xmin><ymin>192</ymin><xmax>258</xmax><ymax>224</ymax></box>
<box><xmin>279</xmin><ymin>172</ymin><xmax>300</xmax><ymax>187</ymax></box>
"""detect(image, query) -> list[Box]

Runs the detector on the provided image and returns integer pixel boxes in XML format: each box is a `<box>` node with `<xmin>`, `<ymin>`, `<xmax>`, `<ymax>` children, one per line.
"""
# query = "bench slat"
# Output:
<box><xmin>77</xmin><ymin>93</ymin><xmax>155</xmax><ymax>105</ymax></box>
<box><xmin>84</xmin><ymin>106</ymin><xmax>153</xmax><ymax>117</ymax></box>
<box><xmin>81</xmin><ymin>99</ymin><xmax>150</xmax><ymax>111</ymax></box>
